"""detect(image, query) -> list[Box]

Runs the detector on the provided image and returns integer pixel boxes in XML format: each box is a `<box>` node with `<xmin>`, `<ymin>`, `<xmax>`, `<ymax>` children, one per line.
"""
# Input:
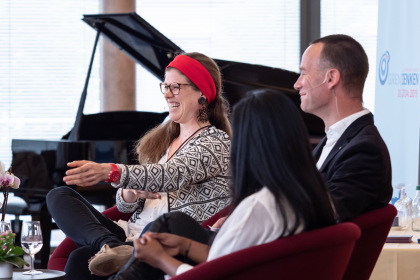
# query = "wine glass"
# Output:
<box><xmin>21</xmin><ymin>221</ymin><xmax>43</xmax><ymax>275</ymax></box>
<box><xmin>0</xmin><ymin>221</ymin><xmax>11</xmax><ymax>233</ymax></box>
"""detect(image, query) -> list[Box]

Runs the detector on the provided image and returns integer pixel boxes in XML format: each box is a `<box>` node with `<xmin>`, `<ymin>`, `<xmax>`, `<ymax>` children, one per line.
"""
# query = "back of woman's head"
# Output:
<box><xmin>230</xmin><ymin>89</ymin><xmax>335</xmax><ymax>236</ymax></box>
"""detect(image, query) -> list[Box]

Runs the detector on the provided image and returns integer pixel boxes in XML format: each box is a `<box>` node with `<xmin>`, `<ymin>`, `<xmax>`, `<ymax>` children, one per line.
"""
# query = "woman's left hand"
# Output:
<box><xmin>122</xmin><ymin>189</ymin><xmax>162</xmax><ymax>203</ymax></box>
<box><xmin>211</xmin><ymin>216</ymin><xmax>227</xmax><ymax>229</ymax></box>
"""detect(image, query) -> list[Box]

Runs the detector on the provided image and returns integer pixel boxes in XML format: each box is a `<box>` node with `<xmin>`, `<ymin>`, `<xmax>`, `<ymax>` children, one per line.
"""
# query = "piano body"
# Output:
<box><xmin>10</xmin><ymin>12</ymin><xmax>325</xmax><ymax>268</ymax></box>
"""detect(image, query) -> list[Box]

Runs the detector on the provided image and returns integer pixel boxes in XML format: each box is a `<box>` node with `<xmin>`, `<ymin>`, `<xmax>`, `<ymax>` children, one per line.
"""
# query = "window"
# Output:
<box><xmin>321</xmin><ymin>0</ymin><xmax>378</xmax><ymax>112</ymax></box>
<box><xmin>1</xmin><ymin>0</ymin><xmax>302</xmax><ymax>167</ymax></box>
<box><xmin>1</xmin><ymin>0</ymin><xmax>301</xmax><ymax>167</ymax></box>
<box><xmin>135</xmin><ymin>0</ymin><xmax>300</xmax><ymax>111</ymax></box>
<box><xmin>0</xmin><ymin>1</ymin><xmax>100</xmax><ymax>168</ymax></box>
<box><xmin>0</xmin><ymin>0</ymin><xmax>380</xmax><ymax>171</ymax></box>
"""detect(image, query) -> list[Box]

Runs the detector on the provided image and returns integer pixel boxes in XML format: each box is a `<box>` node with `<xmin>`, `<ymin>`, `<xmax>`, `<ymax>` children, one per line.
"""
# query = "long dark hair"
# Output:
<box><xmin>230</xmin><ymin>89</ymin><xmax>335</xmax><ymax>237</ymax></box>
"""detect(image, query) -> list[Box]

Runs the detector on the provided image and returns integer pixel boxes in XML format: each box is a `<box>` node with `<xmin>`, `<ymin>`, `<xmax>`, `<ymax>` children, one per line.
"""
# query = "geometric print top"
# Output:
<box><xmin>115</xmin><ymin>126</ymin><xmax>232</xmax><ymax>224</ymax></box>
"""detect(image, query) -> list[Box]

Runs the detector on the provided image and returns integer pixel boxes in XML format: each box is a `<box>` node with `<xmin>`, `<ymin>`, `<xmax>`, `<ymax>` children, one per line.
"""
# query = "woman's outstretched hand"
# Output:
<box><xmin>63</xmin><ymin>160</ymin><xmax>111</xmax><ymax>187</ymax></box>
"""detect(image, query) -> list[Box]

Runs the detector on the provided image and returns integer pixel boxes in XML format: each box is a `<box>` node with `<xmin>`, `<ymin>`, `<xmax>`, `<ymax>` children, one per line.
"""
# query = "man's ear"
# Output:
<box><xmin>327</xmin><ymin>68</ymin><xmax>340</xmax><ymax>90</ymax></box>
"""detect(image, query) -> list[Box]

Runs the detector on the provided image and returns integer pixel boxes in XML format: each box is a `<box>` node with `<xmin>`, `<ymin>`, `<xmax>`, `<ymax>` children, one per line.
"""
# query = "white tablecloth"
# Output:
<box><xmin>370</xmin><ymin>229</ymin><xmax>420</xmax><ymax>280</ymax></box>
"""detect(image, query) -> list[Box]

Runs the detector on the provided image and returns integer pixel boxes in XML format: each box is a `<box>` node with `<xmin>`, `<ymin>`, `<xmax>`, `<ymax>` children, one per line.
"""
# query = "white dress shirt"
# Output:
<box><xmin>176</xmin><ymin>187</ymin><xmax>304</xmax><ymax>275</ymax></box>
<box><xmin>316</xmin><ymin>109</ymin><xmax>370</xmax><ymax>169</ymax></box>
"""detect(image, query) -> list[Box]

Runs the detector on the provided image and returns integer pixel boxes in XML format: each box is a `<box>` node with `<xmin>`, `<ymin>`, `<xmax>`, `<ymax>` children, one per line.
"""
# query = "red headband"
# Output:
<box><xmin>166</xmin><ymin>55</ymin><xmax>216</xmax><ymax>103</ymax></box>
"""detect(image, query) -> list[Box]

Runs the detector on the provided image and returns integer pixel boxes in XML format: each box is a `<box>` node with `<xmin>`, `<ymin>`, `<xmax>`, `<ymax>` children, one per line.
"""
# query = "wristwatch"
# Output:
<box><xmin>105</xmin><ymin>163</ymin><xmax>121</xmax><ymax>183</ymax></box>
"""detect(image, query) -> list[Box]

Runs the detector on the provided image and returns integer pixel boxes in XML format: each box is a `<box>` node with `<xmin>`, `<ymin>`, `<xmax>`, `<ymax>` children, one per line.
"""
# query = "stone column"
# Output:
<box><xmin>101</xmin><ymin>0</ymin><xmax>136</xmax><ymax>111</ymax></box>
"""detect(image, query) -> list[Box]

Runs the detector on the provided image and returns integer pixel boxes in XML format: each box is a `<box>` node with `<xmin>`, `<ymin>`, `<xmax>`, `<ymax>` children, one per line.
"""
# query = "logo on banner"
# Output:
<box><xmin>378</xmin><ymin>50</ymin><xmax>418</xmax><ymax>98</ymax></box>
<box><xmin>379</xmin><ymin>51</ymin><xmax>390</xmax><ymax>85</ymax></box>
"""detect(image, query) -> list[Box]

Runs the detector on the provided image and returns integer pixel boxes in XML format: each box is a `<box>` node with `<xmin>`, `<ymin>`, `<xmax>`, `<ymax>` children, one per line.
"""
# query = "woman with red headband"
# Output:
<box><xmin>46</xmin><ymin>52</ymin><xmax>232</xmax><ymax>279</ymax></box>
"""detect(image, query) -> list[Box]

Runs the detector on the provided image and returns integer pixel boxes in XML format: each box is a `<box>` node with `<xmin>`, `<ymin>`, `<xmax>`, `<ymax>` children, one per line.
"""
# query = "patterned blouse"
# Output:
<box><xmin>115</xmin><ymin>126</ymin><xmax>231</xmax><ymax>224</ymax></box>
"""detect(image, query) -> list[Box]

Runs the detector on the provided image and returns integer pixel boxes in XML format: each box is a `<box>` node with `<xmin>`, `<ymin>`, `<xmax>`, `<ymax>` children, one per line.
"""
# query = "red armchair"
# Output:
<box><xmin>171</xmin><ymin>222</ymin><xmax>361</xmax><ymax>280</ymax></box>
<box><xmin>342</xmin><ymin>204</ymin><xmax>397</xmax><ymax>280</ymax></box>
<box><xmin>49</xmin><ymin>204</ymin><xmax>361</xmax><ymax>280</ymax></box>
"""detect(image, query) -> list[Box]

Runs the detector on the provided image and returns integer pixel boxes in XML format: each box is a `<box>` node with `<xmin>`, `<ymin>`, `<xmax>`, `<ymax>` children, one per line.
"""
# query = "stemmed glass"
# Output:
<box><xmin>21</xmin><ymin>221</ymin><xmax>43</xmax><ymax>275</ymax></box>
<box><xmin>0</xmin><ymin>221</ymin><xmax>11</xmax><ymax>233</ymax></box>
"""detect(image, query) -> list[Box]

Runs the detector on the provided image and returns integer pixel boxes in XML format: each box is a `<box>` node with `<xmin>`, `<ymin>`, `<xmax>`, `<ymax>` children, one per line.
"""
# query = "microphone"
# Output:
<box><xmin>308</xmin><ymin>72</ymin><xmax>329</xmax><ymax>91</ymax></box>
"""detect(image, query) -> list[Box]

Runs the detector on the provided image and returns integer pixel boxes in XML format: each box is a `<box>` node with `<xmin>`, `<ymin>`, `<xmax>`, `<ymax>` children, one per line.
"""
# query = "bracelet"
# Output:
<box><xmin>122</xmin><ymin>165</ymin><xmax>130</xmax><ymax>186</ymax></box>
<box><xmin>184</xmin><ymin>240</ymin><xmax>192</xmax><ymax>258</ymax></box>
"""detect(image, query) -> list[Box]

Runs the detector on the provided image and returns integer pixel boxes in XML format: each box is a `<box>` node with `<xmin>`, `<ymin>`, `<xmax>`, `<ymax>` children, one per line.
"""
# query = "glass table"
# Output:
<box><xmin>10</xmin><ymin>269</ymin><xmax>65</xmax><ymax>280</ymax></box>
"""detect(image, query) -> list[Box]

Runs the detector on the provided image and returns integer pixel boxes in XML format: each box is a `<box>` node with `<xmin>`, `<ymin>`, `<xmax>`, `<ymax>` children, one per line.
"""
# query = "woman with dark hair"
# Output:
<box><xmin>46</xmin><ymin>52</ymin><xmax>232</xmax><ymax>279</ymax></box>
<box><xmin>109</xmin><ymin>89</ymin><xmax>336</xmax><ymax>280</ymax></box>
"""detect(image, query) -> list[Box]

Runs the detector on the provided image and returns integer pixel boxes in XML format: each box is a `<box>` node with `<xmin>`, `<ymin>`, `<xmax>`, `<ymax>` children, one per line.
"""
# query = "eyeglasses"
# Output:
<box><xmin>159</xmin><ymin>82</ymin><xmax>193</xmax><ymax>95</ymax></box>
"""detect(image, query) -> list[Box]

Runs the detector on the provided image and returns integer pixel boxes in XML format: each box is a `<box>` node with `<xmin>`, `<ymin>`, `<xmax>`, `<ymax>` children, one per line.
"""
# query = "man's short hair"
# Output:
<box><xmin>311</xmin><ymin>34</ymin><xmax>369</xmax><ymax>99</ymax></box>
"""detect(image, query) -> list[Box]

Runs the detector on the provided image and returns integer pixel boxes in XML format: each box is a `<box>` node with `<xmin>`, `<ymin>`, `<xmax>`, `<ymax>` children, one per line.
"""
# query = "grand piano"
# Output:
<box><xmin>10</xmin><ymin>12</ymin><xmax>325</xmax><ymax>268</ymax></box>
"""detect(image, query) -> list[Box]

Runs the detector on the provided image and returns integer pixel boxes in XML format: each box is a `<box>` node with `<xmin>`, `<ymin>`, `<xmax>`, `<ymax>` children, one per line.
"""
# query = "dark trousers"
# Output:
<box><xmin>113</xmin><ymin>212</ymin><xmax>211</xmax><ymax>280</ymax></box>
<box><xmin>47</xmin><ymin>187</ymin><xmax>211</xmax><ymax>280</ymax></box>
<box><xmin>46</xmin><ymin>187</ymin><xmax>128</xmax><ymax>280</ymax></box>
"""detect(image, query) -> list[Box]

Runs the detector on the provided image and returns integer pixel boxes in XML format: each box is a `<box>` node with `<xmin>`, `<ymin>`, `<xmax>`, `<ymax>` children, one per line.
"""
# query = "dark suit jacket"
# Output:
<box><xmin>313</xmin><ymin>113</ymin><xmax>393</xmax><ymax>222</ymax></box>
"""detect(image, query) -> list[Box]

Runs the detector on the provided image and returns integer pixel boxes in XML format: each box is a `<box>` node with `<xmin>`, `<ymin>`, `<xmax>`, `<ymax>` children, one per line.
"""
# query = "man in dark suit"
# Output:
<box><xmin>294</xmin><ymin>34</ymin><xmax>393</xmax><ymax>222</ymax></box>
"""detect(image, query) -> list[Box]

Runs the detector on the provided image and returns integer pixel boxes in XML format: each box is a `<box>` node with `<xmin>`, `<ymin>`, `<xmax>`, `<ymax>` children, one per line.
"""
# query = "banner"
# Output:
<box><xmin>375</xmin><ymin>0</ymin><xmax>420</xmax><ymax>199</ymax></box>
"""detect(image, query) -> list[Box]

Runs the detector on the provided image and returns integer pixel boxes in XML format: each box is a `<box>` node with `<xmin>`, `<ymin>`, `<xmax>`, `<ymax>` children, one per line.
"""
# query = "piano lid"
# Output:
<box><xmin>81</xmin><ymin>13</ymin><xmax>297</xmax><ymax>93</ymax></box>
<box><xmin>82</xmin><ymin>12</ymin><xmax>183</xmax><ymax>80</ymax></box>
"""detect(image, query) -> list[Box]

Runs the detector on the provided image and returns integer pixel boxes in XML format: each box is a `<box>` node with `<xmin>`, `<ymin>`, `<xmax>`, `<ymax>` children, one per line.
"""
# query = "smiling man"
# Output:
<box><xmin>294</xmin><ymin>34</ymin><xmax>393</xmax><ymax>222</ymax></box>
